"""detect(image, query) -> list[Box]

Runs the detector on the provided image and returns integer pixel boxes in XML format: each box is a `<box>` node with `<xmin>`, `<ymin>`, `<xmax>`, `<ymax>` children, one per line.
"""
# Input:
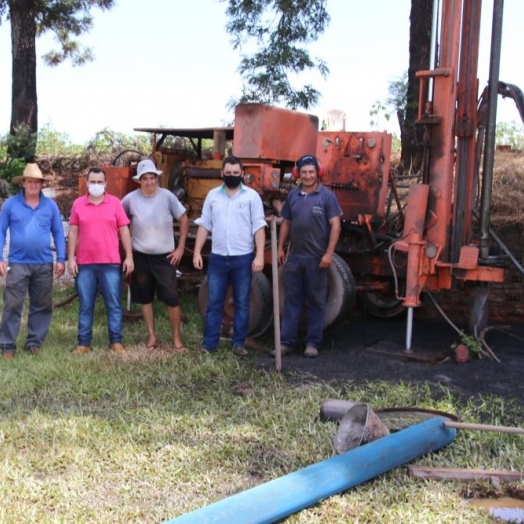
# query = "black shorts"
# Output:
<box><xmin>130</xmin><ymin>251</ymin><xmax>179</xmax><ymax>307</ymax></box>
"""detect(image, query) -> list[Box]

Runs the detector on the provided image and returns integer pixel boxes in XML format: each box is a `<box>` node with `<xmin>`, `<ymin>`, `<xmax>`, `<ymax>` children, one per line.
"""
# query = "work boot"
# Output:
<box><xmin>196</xmin><ymin>347</ymin><xmax>215</xmax><ymax>354</ymax></box>
<box><xmin>270</xmin><ymin>345</ymin><xmax>294</xmax><ymax>357</ymax></box>
<box><xmin>110</xmin><ymin>343</ymin><xmax>126</xmax><ymax>354</ymax></box>
<box><xmin>72</xmin><ymin>345</ymin><xmax>90</xmax><ymax>355</ymax></box>
<box><xmin>26</xmin><ymin>347</ymin><xmax>41</xmax><ymax>355</ymax></box>
<box><xmin>304</xmin><ymin>346</ymin><xmax>319</xmax><ymax>358</ymax></box>
<box><xmin>2</xmin><ymin>350</ymin><xmax>15</xmax><ymax>361</ymax></box>
<box><xmin>233</xmin><ymin>346</ymin><xmax>248</xmax><ymax>357</ymax></box>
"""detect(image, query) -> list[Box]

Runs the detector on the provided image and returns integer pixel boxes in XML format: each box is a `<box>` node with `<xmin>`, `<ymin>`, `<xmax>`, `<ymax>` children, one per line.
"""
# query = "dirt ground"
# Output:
<box><xmin>254</xmin><ymin>314</ymin><xmax>524</xmax><ymax>411</ymax></box>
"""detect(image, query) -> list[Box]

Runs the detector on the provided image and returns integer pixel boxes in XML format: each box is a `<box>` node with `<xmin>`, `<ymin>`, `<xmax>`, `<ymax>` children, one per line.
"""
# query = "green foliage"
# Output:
<box><xmin>370</xmin><ymin>71</ymin><xmax>408</xmax><ymax>132</ymax></box>
<box><xmin>0</xmin><ymin>124</ymin><xmax>37</xmax><ymax>197</ymax></box>
<box><xmin>369</xmin><ymin>100</ymin><xmax>391</xmax><ymax>131</ymax></box>
<box><xmin>451</xmin><ymin>333</ymin><xmax>483</xmax><ymax>356</ymax></box>
<box><xmin>386</xmin><ymin>70</ymin><xmax>409</xmax><ymax>119</ymax></box>
<box><xmin>36</xmin><ymin>123</ymin><xmax>84</xmax><ymax>156</ymax></box>
<box><xmin>1</xmin><ymin>123</ymin><xmax>153</xmax><ymax>169</ymax></box>
<box><xmin>0</xmin><ymin>157</ymin><xmax>25</xmax><ymax>198</ymax></box>
<box><xmin>35</xmin><ymin>0</ymin><xmax>116</xmax><ymax>67</ymax></box>
<box><xmin>223</xmin><ymin>0</ymin><xmax>330</xmax><ymax>110</ymax></box>
<box><xmin>3</xmin><ymin>123</ymin><xmax>37</xmax><ymax>161</ymax></box>
<box><xmin>85</xmin><ymin>128</ymin><xmax>151</xmax><ymax>155</ymax></box>
<box><xmin>495</xmin><ymin>120</ymin><xmax>524</xmax><ymax>150</ymax></box>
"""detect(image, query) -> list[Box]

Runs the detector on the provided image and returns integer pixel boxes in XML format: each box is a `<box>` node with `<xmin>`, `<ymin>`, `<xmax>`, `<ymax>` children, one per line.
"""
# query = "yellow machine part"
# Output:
<box><xmin>186</xmin><ymin>177</ymin><xmax>222</xmax><ymax>219</ymax></box>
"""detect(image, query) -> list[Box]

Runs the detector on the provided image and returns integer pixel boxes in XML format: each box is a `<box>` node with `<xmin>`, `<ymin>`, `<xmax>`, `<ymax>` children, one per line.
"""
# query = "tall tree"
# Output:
<box><xmin>0</xmin><ymin>0</ymin><xmax>115</xmax><ymax>157</ymax></box>
<box><xmin>224</xmin><ymin>0</ymin><xmax>433</xmax><ymax>171</ymax></box>
<box><xmin>401</xmin><ymin>0</ymin><xmax>432</xmax><ymax>171</ymax></box>
<box><xmin>223</xmin><ymin>0</ymin><xmax>330</xmax><ymax>110</ymax></box>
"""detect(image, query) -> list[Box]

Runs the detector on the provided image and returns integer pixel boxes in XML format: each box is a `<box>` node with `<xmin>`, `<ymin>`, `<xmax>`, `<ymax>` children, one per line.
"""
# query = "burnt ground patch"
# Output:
<box><xmin>255</xmin><ymin>316</ymin><xmax>524</xmax><ymax>412</ymax></box>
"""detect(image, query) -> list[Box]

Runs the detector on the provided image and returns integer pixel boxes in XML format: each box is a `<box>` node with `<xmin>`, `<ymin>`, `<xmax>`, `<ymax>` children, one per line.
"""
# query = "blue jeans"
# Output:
<box><xmin>75</xmin><ymin>264</ymin><xmax>123</xmax><ymax>346</ymax></box>
<box><xmin>281</xmin><ymin>256</ymin><xmax>328</xmax><ymax>349</ymax></box>
<box><xmin>203</xmin><ymin>253</ymin><xmax>253</xmax><ymax>350</ymax></box>
<box><xmin>0</xmin><ymin>263</ymin><xmax>53</xmax><ymax>352</ymax></box>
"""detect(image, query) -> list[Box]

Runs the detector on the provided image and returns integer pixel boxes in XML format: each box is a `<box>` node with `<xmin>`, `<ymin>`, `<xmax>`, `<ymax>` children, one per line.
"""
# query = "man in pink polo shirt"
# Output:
<box><xmin>68</xmin><ymin>167</ymin><xmax>134</xmax><ymax>354</ymax></box>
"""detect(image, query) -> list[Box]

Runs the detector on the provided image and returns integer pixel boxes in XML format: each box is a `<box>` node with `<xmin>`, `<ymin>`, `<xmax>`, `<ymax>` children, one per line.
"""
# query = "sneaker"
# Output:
<box><xmin>304</xmin><ymin>346</ymin><xmax>319</xmax><ymax>358</ymax></box>
<box><xmin>233</xmin><ymin>347</ymin><xmax>248</xmax><ymax>357</ymax></box>
<box><xmin>2</xmin><ymin>350</ymin><xmax>15</xmax><ymax>361</ymax></box>
<box><xmin>270</xmin><ymin>345</ymin><xmax>294</xmax><ymax>357</ymax></box>
<box><xmin>110</xmin><ymin>343</ymin><xmax>126</xmax><ymax>354</ymax></box>
<box><xmin>72</xmin><ymin>345</ymin><xmax>90</xmax><ymax>355</ymax></box>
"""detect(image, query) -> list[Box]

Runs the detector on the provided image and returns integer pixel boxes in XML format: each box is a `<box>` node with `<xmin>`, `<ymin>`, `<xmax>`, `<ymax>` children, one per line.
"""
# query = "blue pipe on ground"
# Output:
<box><xmin>164</xmin><ymin>417</ymin><xmax>456</xmax><ymax>524</ymax></box>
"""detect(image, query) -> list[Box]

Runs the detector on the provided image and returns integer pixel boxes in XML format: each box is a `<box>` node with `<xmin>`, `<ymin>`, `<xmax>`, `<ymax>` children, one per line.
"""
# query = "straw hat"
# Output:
<box><xmin>12</xmin><ymin>163</ymin><xmax>52</xmax><ymax>184</ymax></box>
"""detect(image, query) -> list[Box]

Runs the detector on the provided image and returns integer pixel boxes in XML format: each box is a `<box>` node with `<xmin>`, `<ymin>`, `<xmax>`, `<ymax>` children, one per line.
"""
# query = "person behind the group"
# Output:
<box><xmin>0</xmin><ymin>163</ymin><xmax>66</xmax><ymax>360</ymax></box>
<box><xmin>68</xmin><ymin>167</ymin><xmax>134</xmax><ymax>355</ymax></box>
<box><xmin>276</xmin><ymin>154</ymin><xmax>342</xmax><ymax>358</ymax></box>
<box><xmin>193</xmin><ymin>155</ymin><xmax>266</xmax><ymax>356</ymax></box>
<box><xmin>121</xmin><ymin>158</ymin><xmax>189</xmax><ymax>352</ymax></box>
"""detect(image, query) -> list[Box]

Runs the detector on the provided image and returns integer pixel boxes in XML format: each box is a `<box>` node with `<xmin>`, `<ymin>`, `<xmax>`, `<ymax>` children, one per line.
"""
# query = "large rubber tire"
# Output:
<box><xmin>325</xmin><ymin>254</ymin><xmax>356</xmax><ymax>327</ymax></box>
<box><xmin>197</xmin><ymin>272</ymin><xmax>273</xmax><ymax>337</ymax></box>
<box><xmin>361</xmin><ymin>291</ymin><xmax>406</xmax><ymax>318</ymax></box>
<box><xmin>249</xmin><ymin>272</ymin><xmax>274</xmax><ymax>337</ymax></box>
<box><xmin>278</xmin><ymin>254</ymin><xmax>356</xmax><ymax>329</ymax></box>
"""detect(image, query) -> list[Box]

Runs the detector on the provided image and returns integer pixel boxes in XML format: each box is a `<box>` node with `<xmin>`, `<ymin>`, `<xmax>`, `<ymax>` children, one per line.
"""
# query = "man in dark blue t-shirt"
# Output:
<box><xmin>276</xmin><ymin>155</ymin><xmax>342</xmax><ymax>358</ymax></box>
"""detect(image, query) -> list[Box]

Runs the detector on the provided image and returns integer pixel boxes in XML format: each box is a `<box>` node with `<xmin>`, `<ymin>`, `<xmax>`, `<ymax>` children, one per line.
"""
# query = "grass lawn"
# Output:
<box><xmin>0</xmin><ymin>285</ymin><xmax>523</xmax><ymax>523</ymax></box>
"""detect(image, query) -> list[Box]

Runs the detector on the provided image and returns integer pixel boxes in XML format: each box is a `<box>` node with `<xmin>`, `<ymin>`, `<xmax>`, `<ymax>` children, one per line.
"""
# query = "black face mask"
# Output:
<box><xmin>223</xmin><ymin>175</ymin><xmax>243</xmax><ymax>189</ymax></box>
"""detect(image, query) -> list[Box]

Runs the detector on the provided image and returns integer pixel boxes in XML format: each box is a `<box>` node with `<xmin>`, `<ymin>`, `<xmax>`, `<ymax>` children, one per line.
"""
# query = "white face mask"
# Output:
<box><xmin>88</xmin><ymin>183</ymin><xmax>105</xmax><ymax>198</ymax></box>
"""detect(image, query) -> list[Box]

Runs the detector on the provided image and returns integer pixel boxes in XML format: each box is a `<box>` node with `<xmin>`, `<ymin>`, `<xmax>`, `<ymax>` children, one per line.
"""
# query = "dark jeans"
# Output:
<box><xmin>0</xmin><ymin>263</ymin><xmax>53</xmax><ymax>352</ymax></box>
<box><xmin>281</xmin><ymin>256</ymin><xmax>328</xmax><ymax>349</ymax></box>
<box><xmin>75</xmin><ymin>264</ymin><xmax>123</xmax><ymax>346</ymax></box>
<box><xmin>203</xmin><ymin>253</ymin><xmax>253</xmax><ymax>350</ymax></box>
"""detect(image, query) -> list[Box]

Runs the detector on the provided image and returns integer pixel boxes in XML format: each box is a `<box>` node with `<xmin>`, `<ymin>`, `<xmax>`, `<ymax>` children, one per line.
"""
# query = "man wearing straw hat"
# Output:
<box><xmin>0</xmin><ymin>163</ymin><xmax>66</xmax><ymax>360</ymax></box>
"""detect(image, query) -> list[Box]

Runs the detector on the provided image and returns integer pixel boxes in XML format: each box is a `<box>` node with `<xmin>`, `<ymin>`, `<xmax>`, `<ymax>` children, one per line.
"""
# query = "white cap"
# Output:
<box><xmin>133</xmin><ymin>159</ymin><xmax>163</xmax><ymax>181</ymax></box>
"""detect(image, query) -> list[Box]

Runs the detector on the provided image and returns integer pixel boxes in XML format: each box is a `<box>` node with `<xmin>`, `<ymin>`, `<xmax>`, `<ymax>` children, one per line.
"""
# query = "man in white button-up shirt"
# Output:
<box><xmin>193</xmin><ymin>155</ymin><xmax>266</xmax><ymax>356</ymax></box>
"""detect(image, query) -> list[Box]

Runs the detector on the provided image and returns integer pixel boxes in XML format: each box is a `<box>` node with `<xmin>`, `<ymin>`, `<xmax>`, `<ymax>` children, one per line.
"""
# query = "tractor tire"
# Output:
<box><xmin>278</xmin><ymin>253</ymin><xmax>356</xmax><ymax>329</ymax></box>
<box><xmin>323</xmin><ymin>254</ymin><xmax>356</xmax><ymax>327</ymax></box>
<box><xmin>249</xmin><ymin>272</ymin><xmax>274</xmax><ymax>337</ymax></box>
<box><xmin>197</xmin><ymin>272</ymin><xmax>273</xmax><ymax>337</ymax></box>
<box><xmin>359</xmin><ymin>280</ymin><xmax>406</xmax><ymax>319</ymax></box>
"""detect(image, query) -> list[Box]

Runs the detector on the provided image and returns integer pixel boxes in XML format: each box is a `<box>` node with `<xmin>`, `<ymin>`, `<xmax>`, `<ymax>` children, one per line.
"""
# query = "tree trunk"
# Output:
<box><xmin>9</xmin><ymin>0</ymin><xmax>38</xmax><ymax>157</ymax></box>
<box><xmin>401</xmin><ymin>0</ymin><xmax>433</xmax><ymax>172</ymax></box>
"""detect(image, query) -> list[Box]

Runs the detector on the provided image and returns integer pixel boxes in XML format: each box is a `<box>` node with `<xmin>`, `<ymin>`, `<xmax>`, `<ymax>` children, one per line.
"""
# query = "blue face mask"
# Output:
<box><xmin>88</xmin><ymin>184</ymin><xmax>105</xmax><ymax>197</ymax></box>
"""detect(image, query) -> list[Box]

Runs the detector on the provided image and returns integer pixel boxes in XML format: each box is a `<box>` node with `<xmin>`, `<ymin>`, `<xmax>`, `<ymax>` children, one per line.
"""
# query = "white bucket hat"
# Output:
<box><xmin>12</xmin><ymin>163</ymin><xmax>53</xmax><ymax>184</ymax></box>
<box><xmin>133</xmin><ymin>159</ymin><xmax>163</xmax><ymax>181</ymax></box>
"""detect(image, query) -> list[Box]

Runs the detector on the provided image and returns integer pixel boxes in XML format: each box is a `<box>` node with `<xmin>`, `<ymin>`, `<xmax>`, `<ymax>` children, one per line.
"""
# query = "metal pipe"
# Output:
<box><xmin>428</xmin><ymin>0</ymin><xmax>441</xmax><ymax>100</ymax></box>
<box><xmin>165</xmin><ymin>418</ymin><xmax>456</xmax><ymax>524</ymax></box>
<box><xmin>406</xmin><ymin>306</ymin><xmax>414</xmax><ymax>352</ymax></box>
<box><xmin>479</xmin><ymin>0</ymin><xmax>504</xmax><ymax>259</ymax></box>
<box><xmin>487</xmin><ymin>224</ymin><xmax>524</xmax><ymax>276</ymax></box>
<box><xmin>472</xmin><ymin>208</ymin><xmax>524</xmax><ymax>275</ymax></box>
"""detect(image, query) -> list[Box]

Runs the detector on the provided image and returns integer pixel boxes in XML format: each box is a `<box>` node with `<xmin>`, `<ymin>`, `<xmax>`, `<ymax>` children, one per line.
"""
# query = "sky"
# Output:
<box><xmin>0</xmin><ymin>0</ymin><xmax>523</xmax><ymax>145</ymax></box>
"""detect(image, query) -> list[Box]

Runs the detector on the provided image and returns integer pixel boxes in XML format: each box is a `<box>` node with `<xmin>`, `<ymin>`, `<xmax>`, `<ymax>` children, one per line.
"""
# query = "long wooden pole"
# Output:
<box><xmin>444</xmin><ymin>421</ymin><xmax>524</xmax><ymax>435</ymax></box>
<box><xmin>270</xmin><ymin>217</ymin><xmax>282</xmax><ymax>371</ymax></box>
<box><xmin>408</xmin><ymin>466</ymin><xmax>524</xmax><ymax>482</ymax></box>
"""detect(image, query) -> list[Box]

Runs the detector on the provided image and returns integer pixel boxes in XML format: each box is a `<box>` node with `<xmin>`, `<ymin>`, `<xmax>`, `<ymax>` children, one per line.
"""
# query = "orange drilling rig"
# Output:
<box><xmin>96</xmin><ymin>0</ymin><xmax>523</xmax><ymax>342</ymax></box>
